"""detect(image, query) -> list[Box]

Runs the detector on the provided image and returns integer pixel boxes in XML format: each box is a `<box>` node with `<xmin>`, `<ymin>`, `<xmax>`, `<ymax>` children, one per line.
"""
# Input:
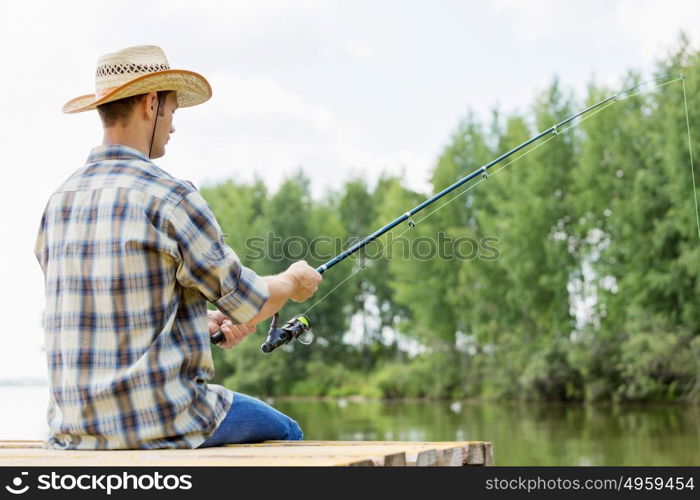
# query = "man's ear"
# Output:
<box><xmin>142</xmin><ymin>92</ymin><xmax>159</xmax><ymax>119</ymax></box>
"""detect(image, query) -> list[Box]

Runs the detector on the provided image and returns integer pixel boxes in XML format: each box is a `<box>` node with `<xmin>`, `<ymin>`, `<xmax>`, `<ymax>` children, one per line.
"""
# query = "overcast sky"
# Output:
<box><xmin>0</xmin><ymin>0</ymin><xmax>698</xmax><ymax>381</ymax></box>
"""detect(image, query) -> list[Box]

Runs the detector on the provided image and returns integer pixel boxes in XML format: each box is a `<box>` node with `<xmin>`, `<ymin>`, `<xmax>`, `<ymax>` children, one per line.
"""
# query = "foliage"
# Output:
<box><xmin>202</xmin><ymin>39</ymin><xmax>699</xmax><ymax>403</ymax></box>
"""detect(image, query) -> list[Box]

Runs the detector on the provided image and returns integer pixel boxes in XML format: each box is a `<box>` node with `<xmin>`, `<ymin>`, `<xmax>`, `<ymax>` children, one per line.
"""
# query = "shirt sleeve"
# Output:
<box><xmin>168</xmin><ymin>191</ymin><xmax>269</xmax><ymax>324</ymax></box>
<box><xmin>34</xmin><ymin>209</ymin><xmax>49</xmax><ymax>273</ymax></box>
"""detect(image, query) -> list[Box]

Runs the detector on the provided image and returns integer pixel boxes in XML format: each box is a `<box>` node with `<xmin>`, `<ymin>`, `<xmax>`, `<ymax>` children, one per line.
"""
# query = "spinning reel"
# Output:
<box><xmin>211</xmin><ymin>312</ymin><xmax>312</xmax><ymax>353</ymax></box>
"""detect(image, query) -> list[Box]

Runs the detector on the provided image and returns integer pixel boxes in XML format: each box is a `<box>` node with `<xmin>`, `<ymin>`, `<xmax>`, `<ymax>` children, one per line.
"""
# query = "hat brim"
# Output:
<box><xmin>62</xmin><ymin>69</ymin><xmax>212</xmax><ymax>113</ymax></box>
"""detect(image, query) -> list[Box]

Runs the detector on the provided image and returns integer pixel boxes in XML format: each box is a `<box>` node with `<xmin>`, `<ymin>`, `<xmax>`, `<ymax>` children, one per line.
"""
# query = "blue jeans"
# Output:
<box><xmin>198</xmin><ymin>392</ymin><xmax>303</xmax><ymax>447</ymax></box>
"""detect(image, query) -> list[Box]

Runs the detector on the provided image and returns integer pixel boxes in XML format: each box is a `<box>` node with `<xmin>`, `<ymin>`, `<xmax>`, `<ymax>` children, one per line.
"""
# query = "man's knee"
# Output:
<box><xmin>286</xmin><ymin>419</ymin><xmax>304</xmax><ymax>441</ymax></box>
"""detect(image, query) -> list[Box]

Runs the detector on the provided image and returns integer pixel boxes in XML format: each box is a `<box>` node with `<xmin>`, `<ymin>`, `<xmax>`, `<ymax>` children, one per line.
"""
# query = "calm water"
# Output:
<box><xmin>273</xmin><ymin>398</ymin><xmax>699</xmax><ymax>465</ymax></box>
<box><xmin>4</xmin><ymin>385</ymin><xmax>698</xmax><ymax>465</ymax></box>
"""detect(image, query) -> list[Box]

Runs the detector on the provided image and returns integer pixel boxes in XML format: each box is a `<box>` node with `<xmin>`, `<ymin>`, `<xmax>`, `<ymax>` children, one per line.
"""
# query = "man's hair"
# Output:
<box><xmin>97</xmin><ymin>91</ymin><xmax>172</xmax><ymax>127</ymax></box>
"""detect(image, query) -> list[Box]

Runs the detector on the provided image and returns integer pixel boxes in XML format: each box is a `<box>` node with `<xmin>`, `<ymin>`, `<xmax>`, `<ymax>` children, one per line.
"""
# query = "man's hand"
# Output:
<box><xmin>286</xmin><ymin>260</ymin><xmax>322</xmax><ymax>302</ymax></box>
<box><xmin>208</xmin><ymin>310</ymin><xmax>256</xmax><ymax>349</ymax></box>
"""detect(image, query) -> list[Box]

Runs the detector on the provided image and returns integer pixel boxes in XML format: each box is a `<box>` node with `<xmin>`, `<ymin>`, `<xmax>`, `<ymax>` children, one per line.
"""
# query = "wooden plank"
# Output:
<box><xmin>263</xmin><ymin>440</ymin><xmax>476</xmax><ymax>466</ymax></box>
<box><xmin>439</xmin><ymin>446</ymin><xmax>464</xmax><ymax>466</ymax></box>
<box><xmin>0</xmin><ymin>449</ymin><xmax>376</xmax><ymax>467</ymax></box>
<box><xmin>0</xmin><ymin>441</ymin><xmax>43</xmax><ymax>449</ymax></box>
<box><xmin>164</xmin><ymin>446</ymin><xmax>408</xmax><ymax>467</ymax></box>
<box><xmin>466</xmin><ymin>442</ymin><xmax>485</xmax><ymax>465</ymax></box>
<box><xmin>484</xmin><ymin>442</ymin><xmax>493</xmax><ymax>466</ymax></box>
<box><xmin>0</xmin><ymin>447</ymin><xmax>395</xmax><ymax>467</ymax></box>
<box><xmin>407</xmin><ymin>449</ymin><xmax>437</xmax><ymax>466</ymax></box>
<box><xmin>382</xmin><ymin>452</ymin><xmax>407</xmax><ymax>466</ymax></box>
<box><xmin>0</xmin><ymin>456</ymin><xmax>375</xmax><ymax>467</ymax></box>
<box><xmin>0</xmin><ymin>440</ymin><xmax>492</xmax><ymax>467</ymax></box>
<box><xmin>262</xmin><ymin>440</ymin><xmax>480</xmax><ymax>446</ymax></box>
<box><xmin>132</xmin><ymin>442</ymin><xmax>451</xmax><ymax>467</ymax></box>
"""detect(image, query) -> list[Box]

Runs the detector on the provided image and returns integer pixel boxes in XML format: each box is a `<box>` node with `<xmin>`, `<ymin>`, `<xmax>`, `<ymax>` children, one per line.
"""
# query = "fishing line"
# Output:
<box><xmin>616</xmin><ymin>76</ymin><xmax>683</xmax><ymax>100</ymax></box>
<box><xmin>302</xmin><ymin>263</ymin><xmax>367</xmax><ymax>315</ymax></box>
<box><xmin>681</xmin><ymin>76</ymin><xmax>700</xmax><ymax>239</ymax></box>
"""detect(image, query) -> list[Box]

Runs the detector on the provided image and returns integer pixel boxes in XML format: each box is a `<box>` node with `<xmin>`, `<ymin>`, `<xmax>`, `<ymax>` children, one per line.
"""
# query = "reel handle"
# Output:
<box><xmin>211</xmin><ymin>330</ymin><xmax>225</xmax><ymax>345</ymax></box>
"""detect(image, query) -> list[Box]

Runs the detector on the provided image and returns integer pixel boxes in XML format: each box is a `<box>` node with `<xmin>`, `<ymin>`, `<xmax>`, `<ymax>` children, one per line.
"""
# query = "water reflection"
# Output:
<box><xmin>273</xmin><ymin>399</ymin><xmax>700</xmax><ymax>465</ymax></box>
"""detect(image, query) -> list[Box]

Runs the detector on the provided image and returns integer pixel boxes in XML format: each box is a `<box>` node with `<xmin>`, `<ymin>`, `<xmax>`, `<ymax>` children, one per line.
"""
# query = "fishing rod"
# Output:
<box><xmin>211</xmin><ymin>73</ymin><xmax>684</xmax><ymax>352</ymax></box>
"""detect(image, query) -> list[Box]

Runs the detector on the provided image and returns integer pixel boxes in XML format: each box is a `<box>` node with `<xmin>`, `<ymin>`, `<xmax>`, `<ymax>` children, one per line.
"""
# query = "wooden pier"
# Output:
<box><xmin>0</xmin><ymin>440</ymin><xmax>492</xmax><ymax>466</ymax></box>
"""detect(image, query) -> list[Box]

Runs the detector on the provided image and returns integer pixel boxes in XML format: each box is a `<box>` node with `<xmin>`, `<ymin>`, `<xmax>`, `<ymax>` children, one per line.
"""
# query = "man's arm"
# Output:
<box><xmin>169</xmin><ymin>190</ymin><xmax>322</xmax><ymax>345</ymax></box>
<box><xmin>245</xmin><ymin>260</ymin><xmax>321</xmax><ymax>327</ymax></box>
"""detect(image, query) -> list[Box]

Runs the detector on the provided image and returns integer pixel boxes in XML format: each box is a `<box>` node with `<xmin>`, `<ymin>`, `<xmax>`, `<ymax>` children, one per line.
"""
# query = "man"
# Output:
<box><xmin>34</xmin><ymin>45</ymin><xmax>322</xmax><ymax>450</ymax></box>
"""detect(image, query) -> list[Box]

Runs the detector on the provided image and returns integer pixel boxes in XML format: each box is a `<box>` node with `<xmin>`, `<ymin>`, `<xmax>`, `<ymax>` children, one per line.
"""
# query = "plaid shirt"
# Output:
<box><xmin>34</xmin><ymin>145</ymin><xmax>269</xmax><ymax>450</ymax></box>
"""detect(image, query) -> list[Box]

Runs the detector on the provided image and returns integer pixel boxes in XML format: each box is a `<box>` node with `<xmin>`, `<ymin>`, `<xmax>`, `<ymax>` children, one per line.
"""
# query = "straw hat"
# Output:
<box><xmin>63</xmin><ymin>45</ymin><xmax>212</xmax><ymax>113</ymax></box>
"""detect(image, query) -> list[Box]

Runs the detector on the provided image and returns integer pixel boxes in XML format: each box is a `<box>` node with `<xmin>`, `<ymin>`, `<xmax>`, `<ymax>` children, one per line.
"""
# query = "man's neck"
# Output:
<box><xmin>102</xmin><ymin>126</ymin><xmax>150</xmax><ymax>158</ymax></box>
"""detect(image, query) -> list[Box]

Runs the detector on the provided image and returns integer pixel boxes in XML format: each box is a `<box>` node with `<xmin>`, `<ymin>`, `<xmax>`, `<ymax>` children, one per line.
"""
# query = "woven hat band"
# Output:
<box><xmin>96</xmin><ymin>62</ymin><xmax>171</xmax><ymax>78</ymax></box>
<box><xmin>94</xmin><ymin>64</ymin><xmax>172</xmax><ymax>98</ymax></box>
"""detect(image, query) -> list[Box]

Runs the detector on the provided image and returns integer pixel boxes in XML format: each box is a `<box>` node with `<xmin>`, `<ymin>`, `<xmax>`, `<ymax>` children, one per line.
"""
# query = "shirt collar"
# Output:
<box><xmin>86</xmin><ymin>144</ymin><xmax>153</xmax><ymax>164</ymax></box>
